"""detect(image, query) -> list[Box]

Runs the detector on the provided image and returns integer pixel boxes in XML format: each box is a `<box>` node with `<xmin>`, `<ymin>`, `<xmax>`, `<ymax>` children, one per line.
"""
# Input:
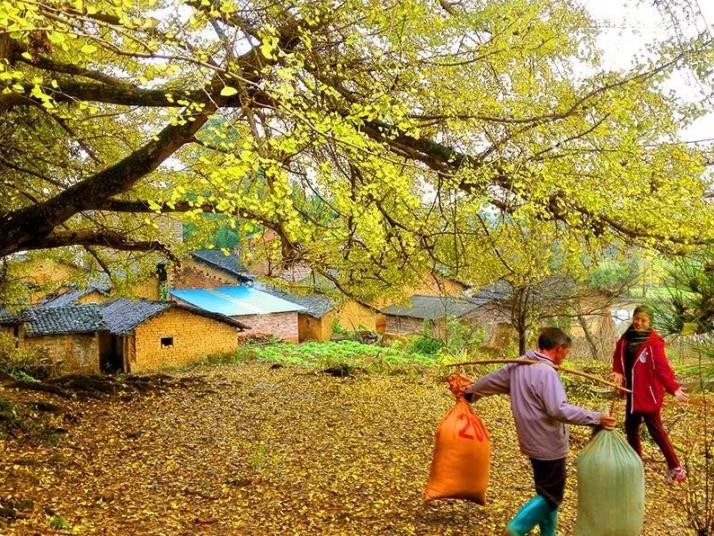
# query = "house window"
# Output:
<box><xmin>13</xmin><ymin>325</ymin><xmax>19</xmax><ymax>349</ymax></box>
<box><xmin>160</xmin><ymin>337</ymin><xmax>174</xmax><ymax>348</ymax></box>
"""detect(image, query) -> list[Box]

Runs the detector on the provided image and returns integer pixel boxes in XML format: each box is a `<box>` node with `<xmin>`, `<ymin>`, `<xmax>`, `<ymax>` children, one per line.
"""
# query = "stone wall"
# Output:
<box><xmin>236</xmin><ymin>311</ymin><xmax>299</xmax><ymax>342</ymax></box>
<box><xmin>131</xmin><ymin>308</ymin><xmax>239</xmax><ymax>372</ymax></box>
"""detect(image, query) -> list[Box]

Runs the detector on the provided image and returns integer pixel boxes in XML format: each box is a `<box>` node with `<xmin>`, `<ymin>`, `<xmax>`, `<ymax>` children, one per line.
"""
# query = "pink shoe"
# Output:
<box><xmin>666</xmin><ymin>467</ymin><xmax>687</xmax><ymax>483</ymax></box>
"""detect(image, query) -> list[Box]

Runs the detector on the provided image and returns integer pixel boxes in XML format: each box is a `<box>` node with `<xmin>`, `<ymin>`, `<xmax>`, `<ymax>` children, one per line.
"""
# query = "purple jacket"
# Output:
<box><xmin>464</xmin><ymin>350</ymin><xmax>601</xmax><ymax>460</ymax></box>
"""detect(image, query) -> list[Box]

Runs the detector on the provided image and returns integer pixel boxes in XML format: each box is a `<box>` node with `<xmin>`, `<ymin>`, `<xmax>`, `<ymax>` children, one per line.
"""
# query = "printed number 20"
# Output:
<box><xmin>458</xmin><ymin>413</ymin><xmax>486</xmax><ymax>442</ymax></box>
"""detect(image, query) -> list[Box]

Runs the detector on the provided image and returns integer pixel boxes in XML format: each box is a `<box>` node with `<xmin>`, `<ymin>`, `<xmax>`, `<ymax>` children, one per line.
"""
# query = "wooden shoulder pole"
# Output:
<box><xmin>444</xmin><ymin>359</ymin><xmax>632</xmax><ymax>393</ymax></box>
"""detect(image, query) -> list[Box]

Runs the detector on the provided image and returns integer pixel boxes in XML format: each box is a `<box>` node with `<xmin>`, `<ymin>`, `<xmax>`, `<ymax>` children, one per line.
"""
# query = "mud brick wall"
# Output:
<box><xmin>23</xmin><ymin>333</ymin><xmax>100</xmax><ymax>374</ymax></box>
<box><xmin>298</xmin><ymin>311</ymin><xmax>333</xmax><ymax>342</ymax></box>
<box><xmin>132</xmin><ymin>308</ymin><xmax>238</xmax><ymax>372</ymax></box>
<box><xmin>334</xmin><ymin>301</ymin><xmax>377</xmax><ymax>332</ymax></box>
<box><xmin>171</xmin><ymin>259</ymin><xmax>241</xmax><ymax>289</ymax></box>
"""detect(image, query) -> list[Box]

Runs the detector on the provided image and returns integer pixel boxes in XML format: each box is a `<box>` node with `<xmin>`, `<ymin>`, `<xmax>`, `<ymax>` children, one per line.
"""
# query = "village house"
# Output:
<box><xmin>169</xmin><ymin>286</ymin><xmax>303</xmax><ymax>342</ymax></box>
<box><xmin>264</xmin><ymin>290</ymin><xmax>335</xmax><ymax>342</ymax></box>
<box><xmin>0</xmin><ymin>298</ymin><xmax>248</xmax><ymax>375</ymax></box>
<box><xmin>265</xmin><ymin>270</ymin><xmax>468</xmax><ymax>341</ymax></box>
<box><xmin>171</xmin><ymin>249</ymin><xmax>253</xmax><ymax>289</ymax></box>
<box><xmin>382</xmin><ymin>295</ymin><xmax>482</xmax><ymax>338</ymax></box>
<box><xmin>261</xmin><ymin>288</ymin><xmax>377</xmax><ymax>342</ymax></box>
<box><xmin>0</xmin><ymin>305</ymin><xmax>106</xmax><ymax>374</ymax></box>
<box><xmin>39</xmin><ymin>283</ymin><xmax>112</xmax><ymax>308</ymax></box>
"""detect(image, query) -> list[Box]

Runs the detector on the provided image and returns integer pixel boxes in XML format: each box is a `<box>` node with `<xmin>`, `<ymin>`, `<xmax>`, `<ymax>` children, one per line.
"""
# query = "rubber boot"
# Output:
<box><xmin>538</xmin><ymin>507</ymin><xmax>558</xmax><ymax>536</ymax></box>
<box><xmin>505</xmin><ymin>495</ymin><xmax>551</xmax><ymax>536</ymax></box>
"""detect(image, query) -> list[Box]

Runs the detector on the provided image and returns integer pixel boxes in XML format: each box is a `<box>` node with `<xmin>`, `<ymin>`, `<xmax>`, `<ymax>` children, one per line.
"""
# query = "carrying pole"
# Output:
<box><xmin>444</xmin><ymin>359</ymin><xmax>632</xmax><ymax>393</ymax></box>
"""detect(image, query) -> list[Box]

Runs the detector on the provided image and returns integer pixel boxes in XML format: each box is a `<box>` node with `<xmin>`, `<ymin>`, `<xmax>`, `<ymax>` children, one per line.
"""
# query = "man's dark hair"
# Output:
<box><xmin>538</xmin><ymin>327</ymin><xmax>572</xmax><ymax>350</ymax></box>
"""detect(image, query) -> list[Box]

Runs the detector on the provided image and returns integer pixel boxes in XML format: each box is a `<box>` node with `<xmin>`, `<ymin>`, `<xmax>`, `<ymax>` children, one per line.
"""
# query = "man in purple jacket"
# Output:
<box><xmin>463</xmin><ymin>327</ymin><xmax>615</xmax><ymax>536</ymax></box>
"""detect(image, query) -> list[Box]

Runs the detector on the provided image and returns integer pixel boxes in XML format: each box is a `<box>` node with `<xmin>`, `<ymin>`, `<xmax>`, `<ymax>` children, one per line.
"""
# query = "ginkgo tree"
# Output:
<box><xmin>1</xmin><ymin>0</ymin><xmax>713</xmax><ymax>301</ymax></box>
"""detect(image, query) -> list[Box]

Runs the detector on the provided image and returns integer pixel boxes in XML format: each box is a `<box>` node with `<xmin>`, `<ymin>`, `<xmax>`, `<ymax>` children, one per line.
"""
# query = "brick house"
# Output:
<box><xmin>287</xmin><ymin>270</ymin><xmax>469</xmax><ymax>338</ymax></box>
<box><xmin>172</xmin><ymin>250</ymin><xmax>253</xmax><ymax>289</ymax></box>
<box><xmin>382</xmin><ymin>295</ymin><xmax>483</xmax><ymax>337</ymax></box>
<box><xmin>99</xmin><ymin>298</ymin><xmax>248</xmax><ymax>372</ymax></box>
<box><xmin>0</xmin><ymin>305</ymin><xmax>106</xmax><ymax>374</ymax></box>
<box><xmin>265</xmin><ymin>288</ymin><xmax>380</xmax><ymax>342</ymax></box>
<box><xmin>39</xmin><ymin>283</ymin><xmax>112</xmax><ymax>308</ymax></box>
<box><xmin>0</xmin><ymin>299</ymin><xmax>248</xmax><ymax>375</ymax></box>
<box><xmin>264</xmin><ymin>290</ymin><xmax>335</xmax><ymax>342</ymax></box>
<box><xmin>169</xmin><ymin>286</ymin><xmax>303</xmax><ymax>342</ymax></box>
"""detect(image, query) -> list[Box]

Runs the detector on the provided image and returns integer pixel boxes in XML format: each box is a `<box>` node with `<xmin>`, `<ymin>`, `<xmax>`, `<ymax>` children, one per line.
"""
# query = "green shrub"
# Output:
<box><xmin>407</xmin><ymin>335</ymin><xmax>443</xmax><ymax>355</ymax></box>
<box><xmin>440</xmin><ymin>317</ymin><xmax>485</xmax><ymax>356</ymax></box>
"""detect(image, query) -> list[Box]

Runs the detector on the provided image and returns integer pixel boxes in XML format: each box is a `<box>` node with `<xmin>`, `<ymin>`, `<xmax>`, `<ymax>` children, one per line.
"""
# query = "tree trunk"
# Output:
<box><xmin>577</xmin><ymin>312</ymin><xmax>600</xmax><ymax>360</ymax></box>
<box><xmin>517</xmin><ymin>322</ymin><xmax>527</xmax><ymax>356</ymax></box>
<box><xmin>511</xmin><ymin>286</ymin><xmax>530</xmax><ymax>356</ymax></box>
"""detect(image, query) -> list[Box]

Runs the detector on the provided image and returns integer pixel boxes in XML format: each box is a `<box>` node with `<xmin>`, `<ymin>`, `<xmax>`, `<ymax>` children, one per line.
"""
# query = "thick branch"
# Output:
<box><xmin>23</xmin><ymin>229</ymin><xmax>179</xmax><ymax>262</ymax></box>
<box><xmin>0</xmin><ymin>102</ymin><xmax>215</xmax><ymax>257</ymax></box>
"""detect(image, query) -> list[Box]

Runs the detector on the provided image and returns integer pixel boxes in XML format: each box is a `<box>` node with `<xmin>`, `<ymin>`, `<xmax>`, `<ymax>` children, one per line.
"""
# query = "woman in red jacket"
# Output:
<box><xmin>613</xmin><ymin>305</ymin><xmax>689</xmax><ymax>482</ymax></box>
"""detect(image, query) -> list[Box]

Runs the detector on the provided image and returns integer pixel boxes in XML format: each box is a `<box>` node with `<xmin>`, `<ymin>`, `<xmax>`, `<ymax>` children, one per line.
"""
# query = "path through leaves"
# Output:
<box><xmin>0</xmin><ymin>363</ymin><xmax>693</xmax><ymax>534</ymax></box>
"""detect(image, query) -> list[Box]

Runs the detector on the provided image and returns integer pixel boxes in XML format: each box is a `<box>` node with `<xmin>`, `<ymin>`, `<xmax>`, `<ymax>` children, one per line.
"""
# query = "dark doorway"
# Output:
<box><xmin>99</xmin><ymin>332</ymin><xmax>125</xmax><ymax>373</ymax></box>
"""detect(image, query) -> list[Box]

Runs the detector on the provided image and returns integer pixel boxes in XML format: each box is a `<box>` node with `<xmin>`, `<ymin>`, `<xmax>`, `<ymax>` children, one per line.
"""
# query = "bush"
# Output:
<box><xmin>408</xmin><ymin>335</ymin><xmax>443</xmax><ymax>355</ymax></box>
<box><xmin>440</xmin><ymin>316</ymin><xmax>485</xmax><ymax>356</ymax></box>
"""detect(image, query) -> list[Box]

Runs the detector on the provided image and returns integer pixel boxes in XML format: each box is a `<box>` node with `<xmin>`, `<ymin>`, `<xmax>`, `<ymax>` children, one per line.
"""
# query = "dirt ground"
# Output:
<box><xmin>0</xmin><ymin>362</ymin><xmax>696</xmax><ymax>535</ymax></box>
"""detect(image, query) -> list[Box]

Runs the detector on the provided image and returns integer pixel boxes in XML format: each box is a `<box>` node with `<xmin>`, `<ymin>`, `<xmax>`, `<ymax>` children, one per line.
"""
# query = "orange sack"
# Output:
<box><xmin>424</xmin><ymin>374</ymin><xmax>491</xmax><ymax>504</ymax></box>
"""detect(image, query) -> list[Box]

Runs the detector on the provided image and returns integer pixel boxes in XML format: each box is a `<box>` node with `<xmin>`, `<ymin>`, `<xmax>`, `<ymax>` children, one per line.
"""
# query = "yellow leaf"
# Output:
<box><xmin>81</xmin><ymin>44</ymin><xmax>97</xmax><ymax>54</ymax></box>
<box><xmin>48</xmin><ymin>32</ymin><xmax>65</xmax><ymax>44</ymax></box>
<box><xmin>220</xmin><ymin>86</ymin><xmax>238</xmax><ymax>97</ymax></box>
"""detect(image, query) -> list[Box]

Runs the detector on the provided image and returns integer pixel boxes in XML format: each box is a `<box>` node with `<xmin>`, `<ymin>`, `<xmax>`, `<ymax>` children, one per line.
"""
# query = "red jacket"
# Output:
<box><xmin>612</xmin><ymin>330</ymin><xmax>680</xmax><ymax>413</ymax></box>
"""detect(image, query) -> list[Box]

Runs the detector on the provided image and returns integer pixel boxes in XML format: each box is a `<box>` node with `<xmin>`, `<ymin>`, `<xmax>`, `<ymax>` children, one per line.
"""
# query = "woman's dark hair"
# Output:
<box><xmin>538</xmin><ymin>327</ymin><xmax>572</xmax><ymax>350</ymax></box>
<box><xmin>633</xmin><ymin>305</ymin><xmax>654</xmax><ymax>320</ymax></box>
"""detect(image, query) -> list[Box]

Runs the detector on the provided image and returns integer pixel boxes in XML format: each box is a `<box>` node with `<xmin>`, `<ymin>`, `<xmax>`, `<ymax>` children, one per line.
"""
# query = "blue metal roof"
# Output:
<box><xmin>168</xmin><ymin>286</ymin><xmax>305</xmax><ymax>316</ymax></box>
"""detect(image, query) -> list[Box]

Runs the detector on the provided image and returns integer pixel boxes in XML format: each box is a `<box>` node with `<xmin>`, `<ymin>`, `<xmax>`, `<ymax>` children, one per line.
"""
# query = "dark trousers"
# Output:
<box><xmin>625</xmin><ymin>401</ymin><xmax>680</xmax><ymax>470</ymax></box>
<box><xmin>530</xmin><ymin>457</ymin><xmax>566</xmax><ymax>510</ymax></box>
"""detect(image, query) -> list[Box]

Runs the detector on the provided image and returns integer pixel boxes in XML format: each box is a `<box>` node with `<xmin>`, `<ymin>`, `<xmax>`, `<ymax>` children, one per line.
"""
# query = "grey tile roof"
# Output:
<box><xmin>2</xmin><ymin>298</ymin><xmax>249</xmax><ymax>337</ymax></box>
<box><xmin>23</xmin><ymin>305</ymin><xmax>106</xmax><ymax>336</ymax></box>
<box><xmin>264</xmin><ymin>289</ymin><xmax>335</xmax><ymax>319</ymax></box>
<box><xmin>190</xmin><ymin>250</ymin><xmax>252</xmax><ymax>281</ymax></box>
<box><xmin>381</xmin><ymin>295</ymin><xmax>480</xmax><ymax>320</ymax></box>
<box><xmin>98</xmin><ymin>298</ymin><xmax>249</xmax><ymax>334</ymax></box>
<box><xmin>99</xmin><ymin>298</ymin><xmax>171</xmax><ymax>335</ymax></box>
<box><xmin>467</xmin><ymin>283</ymin><xmax>511</xmax><ymax>304</ymax></box>
<box><xmin>40</xmin><ymin>285</ymin><xmax>111</xmax><ymax>308</ymax></box>
<box><xmin>0</xmin><ymin>307</ymin><xmax>19</xmax><ymax>325</ymax></box>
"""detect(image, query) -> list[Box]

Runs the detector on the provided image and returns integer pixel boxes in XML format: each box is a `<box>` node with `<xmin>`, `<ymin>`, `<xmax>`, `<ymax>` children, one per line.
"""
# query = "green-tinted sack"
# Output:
<box><xmin>576</xmin><ymin>429</ymin><xmax>645</xmax><ymax>536</ymax></box>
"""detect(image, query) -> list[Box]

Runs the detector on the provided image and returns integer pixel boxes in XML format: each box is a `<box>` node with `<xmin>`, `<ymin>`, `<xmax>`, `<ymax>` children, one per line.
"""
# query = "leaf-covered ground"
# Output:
<box><xmin>0</xmin><ymin>362</ymin><xmax>697</xmax><ymax>535</ymax></box>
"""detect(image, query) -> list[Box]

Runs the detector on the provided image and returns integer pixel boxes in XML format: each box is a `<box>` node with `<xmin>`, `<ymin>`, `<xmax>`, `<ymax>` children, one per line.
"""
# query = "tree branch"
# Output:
<box><xmin>23</xmin><ymin>229</ymin><xmax>179</xmax><ymax>262</ymax></box>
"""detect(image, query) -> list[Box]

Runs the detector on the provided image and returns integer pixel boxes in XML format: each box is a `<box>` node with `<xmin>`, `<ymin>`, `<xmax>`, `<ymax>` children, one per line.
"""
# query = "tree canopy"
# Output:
<box><xmin>2</xmin><ymin>0</ymin><xmax>713</xmax><ymax>300</ymax></box>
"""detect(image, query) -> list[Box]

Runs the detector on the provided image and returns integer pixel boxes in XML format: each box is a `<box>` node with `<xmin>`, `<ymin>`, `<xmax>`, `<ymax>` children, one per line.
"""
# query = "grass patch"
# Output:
<box><xmin>244</xmin><ymin>340</ymin><xmax>435</xmax><ymax>373</ymax></box>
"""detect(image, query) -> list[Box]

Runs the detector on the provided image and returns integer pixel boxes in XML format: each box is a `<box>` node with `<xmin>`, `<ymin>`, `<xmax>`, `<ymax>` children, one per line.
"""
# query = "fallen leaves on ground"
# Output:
<box><xmin>0</xmin><ymin>362</ymin><xmax>696</xmax><ymax>535</ymax></box>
